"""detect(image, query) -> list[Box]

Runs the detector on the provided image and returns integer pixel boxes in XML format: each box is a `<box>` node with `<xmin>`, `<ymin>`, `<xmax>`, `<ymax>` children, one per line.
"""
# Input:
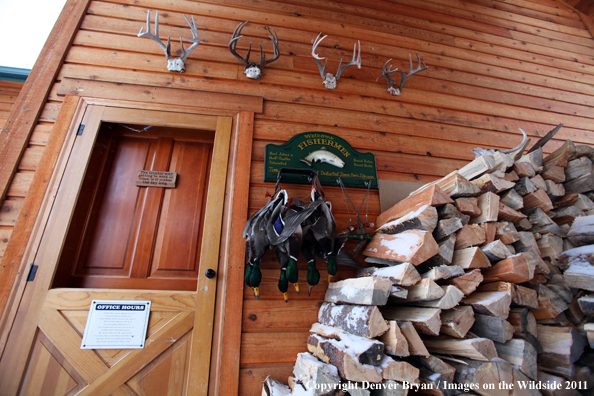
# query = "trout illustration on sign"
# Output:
<box><xmin>300</xmin><ymin>147</ymin><xmax>345</xmax><ymax>168</ymax></box>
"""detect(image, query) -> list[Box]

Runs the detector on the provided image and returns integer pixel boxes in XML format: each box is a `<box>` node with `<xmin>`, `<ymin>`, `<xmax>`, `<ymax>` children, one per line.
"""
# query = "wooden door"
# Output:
<box><xmin>0</xmin><ymin>102</ymin><xmax>233</xmax><ymax>396</ymax></box>
<box><xmin>54</xmin><ymin>124</ymin><xmax>214</xmax><ymax>291</ymax></box>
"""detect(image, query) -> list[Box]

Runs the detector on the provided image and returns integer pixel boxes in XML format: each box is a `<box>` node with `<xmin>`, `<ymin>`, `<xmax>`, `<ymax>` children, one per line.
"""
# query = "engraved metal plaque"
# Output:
<box><xmin>136</xmin><ymin>170</ymin><xmax>177</xmax><ymax>188</ymax></box>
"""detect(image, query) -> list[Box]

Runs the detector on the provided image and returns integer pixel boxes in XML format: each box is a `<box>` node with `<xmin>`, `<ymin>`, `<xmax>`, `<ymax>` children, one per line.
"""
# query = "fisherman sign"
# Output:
<box><xmin>264</xmin><ymin>132</ymin><xmax>378</xmax><ymax>189</ymax></box>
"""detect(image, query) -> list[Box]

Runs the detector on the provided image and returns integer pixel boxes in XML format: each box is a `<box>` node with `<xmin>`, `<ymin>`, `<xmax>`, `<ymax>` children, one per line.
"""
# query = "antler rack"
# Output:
<box><xmin>311</xmin><ymin>33</ymin><xmax>361</xmax><ymax>90</ymax></box>
<box><xmin>138</xmin><ymin>10</ymin><xmax>200</xmax><ymax>73</ymax></box>
<box><xmin>377</xmin><ymin>52</ymin><xmax>427</xmax><ymax>96</ymax></box>
<box><xmin>228</xmin><ymin>21</ymin><xmax>280</xmax><ymax>80</ymax></box>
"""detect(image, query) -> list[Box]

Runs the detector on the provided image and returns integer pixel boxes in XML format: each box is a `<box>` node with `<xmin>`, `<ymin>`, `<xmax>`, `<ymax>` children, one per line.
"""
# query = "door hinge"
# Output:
<box><xmin>77</xmin><ymin>124</ymin><xmax>85</xmax><ymax>135</ymax></box>
<box><xmin>27</xmin><ymin>264</ymin><xmax>38</xmax><ymax>282</ymax></box>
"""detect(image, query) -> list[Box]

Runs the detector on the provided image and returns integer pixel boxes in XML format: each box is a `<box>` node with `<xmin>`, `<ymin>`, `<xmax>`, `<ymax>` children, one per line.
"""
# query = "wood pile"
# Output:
<box><xmin>262</xmin><ymin>136</ymin><xmax>594</xmax><ymax>396</ymax></box>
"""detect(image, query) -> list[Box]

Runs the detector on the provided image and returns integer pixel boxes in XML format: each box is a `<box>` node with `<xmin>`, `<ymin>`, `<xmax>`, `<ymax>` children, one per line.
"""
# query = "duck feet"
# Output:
<box><xmin>282</xmin><ymin>292</ymin><xmax>289</xmax><ymax>303</ymax></box>
<box><xmin>292</xmin><ymin>282</ymin><xmax>300</xmax><ymax>294</ymax></box>
<box><xmin>252</xmin><ymin>287</ymin><xmax>260</xmax><ymax>299</ymax></box>
<box><xmin>307</xmin><ymin>284</ymin><xmax>315</xmax><ymax>296</ymax></box>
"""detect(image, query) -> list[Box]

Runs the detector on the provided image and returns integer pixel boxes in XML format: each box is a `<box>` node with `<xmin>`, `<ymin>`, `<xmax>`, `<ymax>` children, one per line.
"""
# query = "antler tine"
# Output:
<box><xmin>312</xmin><ymin>33</ymin><xmax>328</xmax><ymax>80</ymax></box>
<box><xmin>335</xmin><ymin>40</ymin><xmax>361</xmax><ymax>81</ymax></box>
<box><xmin>178</xmin><ymin>14</ymin><xmax>200</xmax><ymax>62</ymax></box>
<box><xmin>138</xmin><ymin>10</ymin><xmax>171</xmax><ymax>59</ymax></box>
<box><xmin>260</xmin><ymin>26</ymin><xmax>280</xmax><ymax>67</ymax></box>
<box><xmin>229</xmin><ymin>21</ymin><xmax>250</xmax><ymax>66</ymax></box>
<box><xmin>397</xmin><ymin>51</ymin><xmax>428</xmax><ymax>93</ymax></box>
<box><xmin>376</xmin><ymin>59</ymin><xmax>398</xmax><ymax>87</ymax></box>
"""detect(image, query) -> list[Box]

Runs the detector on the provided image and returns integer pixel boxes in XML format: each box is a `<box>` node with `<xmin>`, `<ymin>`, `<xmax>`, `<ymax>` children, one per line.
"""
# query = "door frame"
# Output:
<box><xmin>0</xmin><ymin>95</ymin><xmax>254</xmax><ymax>395</ymax></box>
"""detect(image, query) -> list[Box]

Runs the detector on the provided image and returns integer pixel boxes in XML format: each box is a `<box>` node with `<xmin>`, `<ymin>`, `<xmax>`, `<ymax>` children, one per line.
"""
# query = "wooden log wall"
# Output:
<box><xmin>1</xmin><ymin>0</ymin><xmax>594</xmax><ymax>394</ymax></box>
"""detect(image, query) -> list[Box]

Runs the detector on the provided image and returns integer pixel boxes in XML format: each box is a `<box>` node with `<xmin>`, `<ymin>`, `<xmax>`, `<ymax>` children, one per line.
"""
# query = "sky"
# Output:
<box><xmin>0</xmin><ymin>0</ymin><xmax>68</xmax><ymax>69</ymax></box>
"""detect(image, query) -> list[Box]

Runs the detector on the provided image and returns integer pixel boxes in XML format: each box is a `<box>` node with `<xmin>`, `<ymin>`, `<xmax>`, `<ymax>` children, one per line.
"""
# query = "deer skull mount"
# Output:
<box><xmin>377</xmin><ymin>52</ymin><xmax>428</xmax><ymax>96</ymax></box>
<box><xmin>138</xmin><ymin>10</ymin><xmax>200</xmax><ymax>73</ymax></box>
<box><xmin>312</xmin><ymin>34</ymin><xmax>361</xmax><ymax>90</ymax></box>
<box><xmin>228</xmin><ymin>21</ymin><xmax>280</xmax><ymax>80</ymax></box>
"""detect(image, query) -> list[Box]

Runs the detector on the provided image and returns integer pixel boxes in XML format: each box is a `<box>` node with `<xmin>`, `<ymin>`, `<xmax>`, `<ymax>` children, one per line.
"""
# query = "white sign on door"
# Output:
<box><xmin>81</xmin><ymin>300</ymin><xmax>151</xmax><ymax>349</ymax></box>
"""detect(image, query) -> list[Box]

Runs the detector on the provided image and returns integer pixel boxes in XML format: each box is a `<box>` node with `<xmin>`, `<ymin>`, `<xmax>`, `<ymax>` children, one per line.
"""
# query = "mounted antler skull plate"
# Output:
<box><xmin>377</xmin><ymin>52</ymin><xmax>428</xmax><ymax>96</ymax></box>
<box><xmin>311</xmin><ymin>33</ymin><xmax>361</xmax><ymax>89</ymax></box>
<box><xmin>138</xmin><ymin>10</ymin><xmax>200</xmax><ymax>73</ymax></box>
<box><xmin>228</xmin><ymin>21</ymin><xmax>280</xmax><ymax>80</ymax></box>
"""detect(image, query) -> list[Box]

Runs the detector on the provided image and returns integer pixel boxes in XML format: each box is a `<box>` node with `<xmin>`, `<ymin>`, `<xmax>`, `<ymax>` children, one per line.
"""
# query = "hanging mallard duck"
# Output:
<box><xmin>243</xmin><ymin>169</ymin><xmax>357</xmax><ymax>302</ymax></box>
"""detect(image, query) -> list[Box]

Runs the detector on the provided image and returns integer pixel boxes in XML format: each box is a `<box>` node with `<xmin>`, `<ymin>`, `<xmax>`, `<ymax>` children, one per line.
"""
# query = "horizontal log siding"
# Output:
<box><xmin>1</xmin><ymin>0</ymin><xmax>594</xmax><ymax>394</ymax></box>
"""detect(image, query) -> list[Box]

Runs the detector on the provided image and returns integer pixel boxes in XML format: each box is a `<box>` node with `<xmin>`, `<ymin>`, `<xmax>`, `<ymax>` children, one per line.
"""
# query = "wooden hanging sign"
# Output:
<box><xmin>265</xmin><ymin>132</ymin><xmax>378</xmax><ymax>188</ymax></box>
<box><xmin>136</xmin><ymin>170</ymin><xmax>177</xmax><ymax>188</ymax></box>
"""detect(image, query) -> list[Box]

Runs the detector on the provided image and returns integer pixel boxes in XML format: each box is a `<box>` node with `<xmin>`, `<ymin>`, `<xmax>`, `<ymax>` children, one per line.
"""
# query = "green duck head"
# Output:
<box><xmin>306</xmin><ymin>259</ymin><xmax>320</xmax><ymax>296</ymax></box>
<box><xmin>327</xmin><ymin>255</ymin><xmax>337</xmax><ymax>283</ymax></box>
<box><xmin>278</xmin><ymin>268</ymin><xmax>289</xmax><ymax>303</ymax></box>
<box><xmin>287</xmin><ymin>257</ymin><xmax>300</xmax><ymax>295</ymax></box>
<box><xmin>246</xmin><ymin>260</ymin><xmax>262</xmax><ymax>299</ymax></box>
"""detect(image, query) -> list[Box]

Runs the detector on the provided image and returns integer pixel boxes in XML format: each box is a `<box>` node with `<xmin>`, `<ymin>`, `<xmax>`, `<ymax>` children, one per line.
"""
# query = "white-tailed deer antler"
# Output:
<box><xmin>312</xmin><ymin>33</ymin><xmax>361</xmax><ymax>89</ymax></box>
<box><xmin>377</xmin><ymin>52</ymin><xmax>427</xmax><ymax>96</ymax></box>
<box><xmin>138</xmin><ymin>10</ymin><xmax>200</xmax><ymax>73</ymax></box>
<box><xmin>228</xmin><ymin>21</ymin><xmax>280</xmax><ymax>80</ymax></box>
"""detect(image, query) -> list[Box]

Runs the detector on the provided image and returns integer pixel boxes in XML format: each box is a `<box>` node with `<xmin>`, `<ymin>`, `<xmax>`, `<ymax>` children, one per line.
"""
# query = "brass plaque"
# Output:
<box><xmin>136</xmin><ymin>170</ymin><xmax>177</xmax><ymax>188</ymax></box>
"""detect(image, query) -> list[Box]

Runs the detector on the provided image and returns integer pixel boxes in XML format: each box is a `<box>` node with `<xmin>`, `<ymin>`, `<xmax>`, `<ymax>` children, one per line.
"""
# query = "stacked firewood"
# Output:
<box><xmin>262</xmin><ymin>136</ymin><xmax>594</xmax><ymax>396</ymax></box>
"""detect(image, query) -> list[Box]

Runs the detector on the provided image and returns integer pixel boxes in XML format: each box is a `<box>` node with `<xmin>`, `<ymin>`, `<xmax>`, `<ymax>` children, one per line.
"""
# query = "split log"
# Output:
<box><xmin>553</xmin><ymin>193</ymin><xmax>579</xmax><ymax>208</ymax></box>
<box><xmin>439</xmin><ymin>305</ymin><xmax>475</xmax><ymax>338</ymax></box>
<box><xmin>422</xmin><ymin>338</ymin><xmax>498</xmax><ymax>361</ymax></box>
<box><xmin>524</xmin><ymin>207</ymin><xmax>553</xmax><ymax>227</ymax></box>
<box><xmin>292</xmin><ymin>352</ymin><xmax>341</xmax><ymax>396</ymax></box>
<box><xmin>409</xmin><ymin>355</ymin><xmax>455</xmax><ymax>382</ymax></box>
<box><xmin>363</xmin><ymin>231</ymin><xmax>440</xmax><ymax>266</ymax></box>
<box><xmin>508</xmin><ymin>308</ymin><xmax>538</xmax><ymax>340</ymax></box>
<box><xmin>577</xmin><ymin>295</ymin><xmax>594</xmax><ymax>317</ymax></box>
<box><xmin>309</xmin><ymin>323</ymin><xmax>385</xmax><ymax>366</ymax></box>
<box><xmin>515</xmin><ymin>218</ymin><xmax>533</xmax><ymax>231</ymax></box>
<box><xmin>531</xmin><ymin>174</ymin><xmax>547</xmax><ymax>190</ymax></box>
<box><xmin>514</xmin><ymin>162</ymin><xmax>537</xmax><ymax>178</ymax></box>
<box><xmin>563</xmin><ymin>262</ymin><xmax>594</xmax><ymax>292</ymax></box>
<box><xmin>379</xmin><ymin>320</ymin><xmax>409</xmax><ymax>357</ymax></box>
<box><xmin>545</xmin><ymin>180</ymin><xmax>565</xmax><ymax>201</ymax></box>
<box><xmin>395</xmin><ymin>279</ymin><xmax>445</xmax><ymax>302</ymax></box>
<box><xmin>472</xmin><ymin>173</ymin><xmax>515</xmax><ymax>194</ymax></box>
<box><xmin>584</xmin><ymin>323</ymin><xmax>594</xmax><ymax>349</ymax></box>
<box><xmin>458</xmin><ymin>154</ymin><xmax>496</xmax><ymax>180</ymax></box>
<box><xmin>432</xmin><ymin>218</ymin><xmax>463</xmax><ymax>242</ymax></box>
<box><xmin>553</xmin><ymin>205</ymin><xmax>583</xmax><ymax>226</ymax></box>
<box><xmin>504</xmin><ymin>170</ymin><xmax>520</xmax><ymax>182</ymax></box>
<box><xmin>417</xmin><ymin>369</ymin><xmax>453</xmax><ymax>396</ymax></box>
<box><xmin>325</xmin><ymin>276</ymin><xmax>392</xmax><ymax>306</ymax></box>
<box><xmin>470</xmin><ymin>314</ymin><xmax>514</xmax><ymax>343</ymax></box>
<box><xmin>566</xmin><ymin>215</ymin><xmax>594</xmax><ymax>248</ymax></box>
<box><xmin>435</xmin><ymin>170</ymin><xmax>481</xmax><ymax>198</ymax></box>
<box><xmin>574</xmin><ymin>193</ymin><xmax>594</xmax><ymax>210</ymax></box>
<box><xmin>481</xmin><ymin>253</ymin><xmax>532</xmax><ymax>284</ymax></box>
<box><xmin>498</xmin><ymin>203</ymin><xmax>527</xmax><ymax>223</ymax></box>
<box><xmin>564</xmin><ymin>295</ymin><xmax>584</xmax><ymax>325</ymax></box>
<box><xmin>437</xmin><ymin>203</ymin><xmax>470</xmax><ymax>224</ymax></box>
<box><xmin>376</xmin><ymin>205</ymin><xmax>438</xmax><ymax>234</ymax></box>
<box><xmin>529</xmin><ymin>284</ymin><xmax>569</xmax><ymax>320</ymax></box>
<box><xmin>318</xmin><ymin>303</ymin><xmax>389</xmax><ymax>338</ymax></box>
<box><xmin>523</xmin><ymin>189</ymin><xmax>554</xmax><ymax>212</ymax></box>
<box><xmin>544</xmin><ymin>139</ymin><xmax>575</xmax><ymax>165</ymax></box>
<box><xmin>500</xmin><ymin>188</ymin><xmax>524</xmax><ymax>211</ymax></box>
<box><xmin>565</xmin><ymin>157</ymin><xmax>592</xmax><ymax>181</ymax></box>
<box><xmin>455</xmin><ymin>197</ymin><xmax>481</xmax><ymax>216</ymax></box>
<box><xmin>454</xmin><ymin>224</ymin><xmax>487</xmax><ymax>249</ymax></box>
<box><xmin>410</xmin><ymin>286</ymin><xmax>465</xmax><ymax>310</ymax></box>
<box><xmin>537</xmin><ymin>325</ymin><xmax>588</xmax><ymax>378</ymax></box>
<box><xmin>425</xmin><ymin>234</ymin><xmax>457</xmax><ymax>267</ymax></box>
<box><xmin>442</xmin><ymin>269</ymin><xmax>483</xmax><ymax>296</ymax></box>
<box><xmin>357</xmin><ymin>264</ymin><xmax>421</xmax><ymax>287</ymax></box>
<box><xmin>542</xmin><ymin>165</ymin><xmax>566</xmax><ymax>183</ymax></box>
<box><xmin>511</xmin><ymin>368</ymin><xmax>541</xmax><ymax>396</ymax></box>
<box><xmin>451</xmin><ymin>247</ymin><xmax>491</xmax><ymax>269</ymax></box>
<box><xmin>494</xmin><ymin>338</ymin><xmax>538</xmax><ymax>380</ymax></box>
<box><xmin>514</xmin><ymin>177</ymin><xmax>538</xmax><ymax>196</ymax></box>
<box><xmin>496</xmin><ymin>221</ymin><xmax>521</xmax><ymax>244</ymax></box>
<box><xmin>513</xmin><ymin>285</ymin><xmax>539</xmax><ymax>309</ymax></box>
<box><xmin>481</xmin><ymin>222</ymin><xmax>497</xmax><ymax>244</ymax></box>
<box><xmin>449</xmin><ymin>358</ymin><xmax>512</xmax><ymax>396</ymax></box>
<box><xmin>377</xmin><ymin>185</ymin><xmax>453</xmax><ymax>227</ymax></box>
<box><xmin>481</xmin><ymin>240</ymin><xmax>512</xmax><ymax>262</ymax></box>
<box><xmin>262</xmin><ymin>377</ymin><xmax>292</xmax><ymax>396</ymax></box>
<box><xmin>461</xmin><ymin>291</ymin><xmax>512</xmax><ymax>318</ymax></box>
<box><xmin>397</xmin><ymin>321</ymin><xmax>429</xmax><ymax>357</ymax></box>
<box><xmin>536</xmin><ymin>234</ymin><xmax>564</xmax><ymax>261</ymax></box>
<box><xmin>513</xmin><ymin>232</ymin><xmax>541</xmax><ymax>255</ymax></box>
<box><xmin>536</xmin><ymin>370</ymin><xmax>581</xmax><ymax>396</ymax></box>
<box><xmin>492</xmin><ymin>151</ymin><xmax>515</xmax><ymax>171</ymax></box>
<box><xmin>470</xmin><ymin>192</ymin><xmax>500</xmax><ymax>224</ymax></box>
<box><xmin>307</xmin><ymin>333</ymin><xmax>383</xmax><ymax>383</ymax></box>
<box><xmin>564</xmin><ymin>170</ymin><xmax>594</xmax><ymax>194</ymax></box>
<box><xmin>390</xmin><ymin>286</ymin><xmax>408</xmax><ymax>299</ymax></box>
<box><xmin>421</xmin><ymin>265</ymin><xmax>464</xmax><ymax>281</ymax></box>
<box><xmin>380</xmin><ymin>355</ymin><xmax>420</xmax><ymax>383</ymax></box>
<box><xmin>381</xmin><ymin>307</ymin><xmax>441</xmax><ymax>336</ymax></box>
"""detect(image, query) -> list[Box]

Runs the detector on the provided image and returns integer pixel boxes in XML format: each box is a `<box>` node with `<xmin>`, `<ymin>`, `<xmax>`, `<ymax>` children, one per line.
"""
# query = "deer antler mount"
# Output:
<box><xmin>312</xmin><ymin>33</ymin><xmax>361</xmax><ymax>90</ymax></box>
<box><xmin>377</xmin><ymin>52</ymin><xmax>427</xmax><ymax>96</ymax></box>
<box><xmin>228</xmin><ymin>21</ymin><xmax>280</xmax><ymax>80</ymax></box>
<box><xmin>138</xmin><ymin>10</ymin><xmax>200</xmax><ymax>73</ymax></box>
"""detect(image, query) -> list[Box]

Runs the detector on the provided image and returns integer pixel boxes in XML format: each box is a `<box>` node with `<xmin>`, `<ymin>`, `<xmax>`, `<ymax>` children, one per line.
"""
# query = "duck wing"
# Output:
<box><xmin>243</xmin><ymin>190</ymin><xmax>287</xmax><ymax>238</ymax></box>
<box><xmin>267</xmin><ymin>198</ymin><xmax>324</xmax><ymax>246</ymax></box>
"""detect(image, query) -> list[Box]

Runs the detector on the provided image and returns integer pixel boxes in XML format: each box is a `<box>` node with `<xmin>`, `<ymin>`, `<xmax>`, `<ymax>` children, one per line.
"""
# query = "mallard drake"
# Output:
<box><xmin>308</xmin><ymin>196</ymin><xmax>338</xmax><ymax>282</ymax></box>
<box><xmin>301</xmin><ymin>229</ymin><xmax>320</xmax><ymax>296</ymax></box>
<box><xmin>243</xmin><ymin>190</ymin><xmax>288</xmax><ymax>298</ymax></box>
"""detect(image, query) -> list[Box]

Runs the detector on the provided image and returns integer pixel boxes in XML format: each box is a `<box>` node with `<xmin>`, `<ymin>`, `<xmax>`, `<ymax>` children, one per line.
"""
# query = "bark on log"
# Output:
<box><xmin>325</xmin><ymin>276</ymin><xmax>392</xmax><ymax>306</ymax></box>
<box><xmin>318</xmin><ymin>303</ymin><xmax>389</xmax><ymax>338</ymax></box>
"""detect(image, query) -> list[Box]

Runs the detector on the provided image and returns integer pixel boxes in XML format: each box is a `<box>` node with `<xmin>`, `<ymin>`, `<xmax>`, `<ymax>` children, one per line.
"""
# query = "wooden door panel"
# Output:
<box><xmin>19</xmin><ymin>290</ymin><xmax>196</xmax><ymax>396</ymax></box>
<box><xmin>151</xmin><ymin>142</ymin><xmax>212</xmax><ymax>277</ymax></box>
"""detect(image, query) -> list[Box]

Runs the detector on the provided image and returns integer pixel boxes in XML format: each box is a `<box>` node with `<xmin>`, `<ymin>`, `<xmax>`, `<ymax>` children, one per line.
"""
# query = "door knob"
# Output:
<box><xmin>205</xmin><ymin>269</ymin><xmax>216</xmax><ymax>279</ymax></box>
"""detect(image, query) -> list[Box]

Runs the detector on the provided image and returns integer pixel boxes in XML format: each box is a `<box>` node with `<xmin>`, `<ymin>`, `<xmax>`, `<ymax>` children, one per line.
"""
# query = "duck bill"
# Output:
<box><xmin>283</xmin><ymin>292</ymin><xmax>289</xmax><ymax>303</ymax></box>
<box><xmin>307</xmin><ymin>284</ymin><xmax>314</xmax><ymax>296</ymax></box>
<box><xmin>292</xmin><ymin>283</ymin><xmax>300</xmax><ymax>294</ymax></box>
<box><xmin>252</xmin><ymin>287</ymin><xmax>260</xmax><ymax>299</ymax></box>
